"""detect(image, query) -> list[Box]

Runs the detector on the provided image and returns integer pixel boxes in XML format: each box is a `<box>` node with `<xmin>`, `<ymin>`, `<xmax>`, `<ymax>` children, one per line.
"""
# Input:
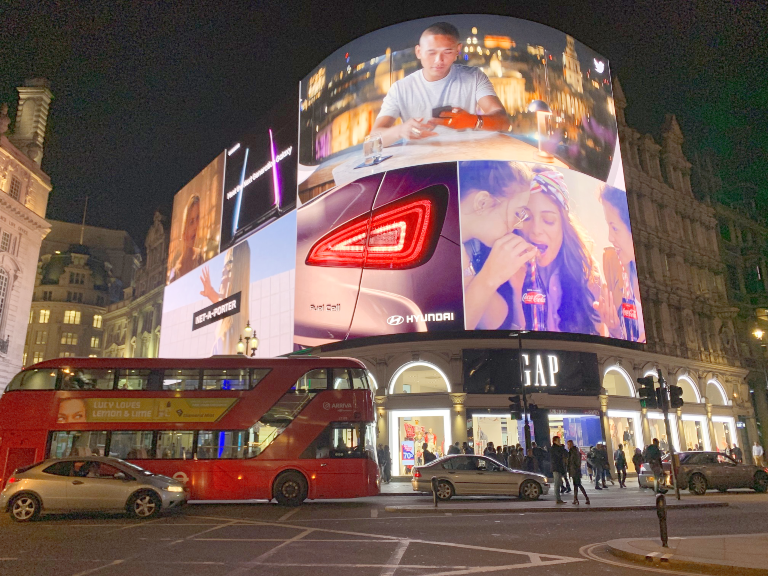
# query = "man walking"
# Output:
<box><xmin>567</xmin><ymin>440</ymin><xmax>590</xmax><ymax>505</ymax></box>
<box><xmin>646</xmin><ymin>438</ymin><xmax>665</xmax><ymax>493</ymax></box>
<box><xmin>614</xmin><ymin>443</ymin><xmax>628</xmax><ymax>488</ymax></box>
<box><xmin>632</xmin><ymin>448</ymin><xmax>644</xmax><ymax>488</ymax></box>
<box><xmin>448</xmin><ymin>441</ymin><xmax>460</xmax><ymax>455</ymax></box>
<box><xmin>753</xmin><ymin>442</ymin><xmax>764</xmax><ymax>466</ymax></box>
<box><xmin>550</xmin><ymin>436</ymin><xmax>567</xmax><ymax>504</ymax></box>
<box><xmin>422</xmin><ymin>442</ymin><xmax>437</xmax><ymax>464</ymax></box>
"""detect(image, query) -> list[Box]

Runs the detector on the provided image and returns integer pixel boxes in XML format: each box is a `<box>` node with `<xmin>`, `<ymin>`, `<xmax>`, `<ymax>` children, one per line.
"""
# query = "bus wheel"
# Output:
<box><xmin>10</xmin><ymin>493</ymin><xmax>40</xmax><ymax>522</ymax></box>
<box><xmin>274</xmin><ymin>472</ymin><xmax>307</xmax><ymax>507</ymax></box>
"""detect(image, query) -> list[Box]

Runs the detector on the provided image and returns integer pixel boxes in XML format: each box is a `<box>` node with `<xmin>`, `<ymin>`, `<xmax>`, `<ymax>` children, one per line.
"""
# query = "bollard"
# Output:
<box><xmin>431</xmin><ymin>476</ymin><xmax>439</xmax><ymax>508</ymax></box>
<box><xmin>656</xmin><ymin>493</ymin><xmax>668</xmax><ymax>548</ymax></box>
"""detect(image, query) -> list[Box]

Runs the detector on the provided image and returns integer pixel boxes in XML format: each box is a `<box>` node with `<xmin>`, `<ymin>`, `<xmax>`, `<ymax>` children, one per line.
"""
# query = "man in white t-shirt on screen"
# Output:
<box><xmin>370</xmin><ymin>22</ymin><xmax>510</xmax><ymax>147</ymax></box>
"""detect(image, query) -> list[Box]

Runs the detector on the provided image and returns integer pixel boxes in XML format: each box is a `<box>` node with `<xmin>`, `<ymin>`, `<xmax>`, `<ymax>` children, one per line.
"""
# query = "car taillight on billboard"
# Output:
<box><xmin>306</xmin><ymin>186</ymin><xmax>448</xmax><ymax>270</ymax></box>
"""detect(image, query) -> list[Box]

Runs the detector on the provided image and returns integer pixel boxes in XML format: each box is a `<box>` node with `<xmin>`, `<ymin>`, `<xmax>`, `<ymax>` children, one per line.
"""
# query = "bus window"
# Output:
<box><xmin>60</xmin><ymin>368</ymin><xmax>115</xmax><ymax>390</ymax></box>
<box><xmin>163</xmin><ymin>370</ymin><xmax>200</xmax><ymax>391</ymax></box>
<box><xmin>109</xmin><ymin>431</ymin><xmax>154</xmax><ymax>459</ymax></box>
<box><xmin>295</xmin><ymin>369</ymin><xmax>328</xmax><ymax>392</ymax></box>
<box><xmin>202</xmin><ymin>369</ymin><xmax>249</xmax><ymax>391</ymax></box>
<box><xmin>49</xmin><ymin>431</ymin><xmax>108</xmax><ymax>458</ymax></box>
<box><xmin>6</xmin><ymin>369</ymin><xmax>57</xmax><ymax>391</ymax></box>
<box><xmin>250</xmin><ymin>368</ymin><xmax>271</xmax><ymax>389</ymax></box>
<box><xmin>116</xmin><ymin>369</ymin><xmax>152</xmax><ymax>390</ymax></box>
<box><xmin>349</xmin><ymin>369</ymin><xmax>369</xmax><ymax>390</ymax></box>
<box><xmin>156</xmin><ymin>431</ymin><xmax>195</xmax><ymax>459</ymax></box>
<box><xmin>246</xmin><ymin>422</ymin><xmax>287</xmax><ymax>457</ymax></box>
<box><xmin>331</xmin><ymin>369</ymin><xmax>352</xmax><ymax>390</ymax></box>
<box><xmin>300</xmin><ymin>423</ymin><xmax>375</xmax><ymax>460</ymax></box>
<box><xmin>197</xmin><ymin>430</ymin><xmax>249</xmax><ymax>458</ymax></box>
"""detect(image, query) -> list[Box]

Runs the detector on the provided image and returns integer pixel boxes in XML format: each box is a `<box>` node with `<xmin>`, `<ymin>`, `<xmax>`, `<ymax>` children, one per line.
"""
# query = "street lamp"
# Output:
<box><xmin>527</xmin><ymin>100</ymin><xmax>554</xmax><ymax>162</ymax></box>
<box><xmin>236</xmin><ymin>320</ymin><xmax>259</xmax><ymax>357</ymax></box>
<box><xmin>751</xmin><ymin>327</ymin><xmax>768</xmax><ymax>459</ymax></box>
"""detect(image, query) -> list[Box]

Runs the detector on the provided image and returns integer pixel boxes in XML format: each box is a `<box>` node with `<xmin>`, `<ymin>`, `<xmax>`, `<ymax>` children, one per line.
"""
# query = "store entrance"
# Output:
<box><xmin>471</xmin><ymin>414</ymin><xmax>521</xmax><ymax>455</ymax></box>
<box><xmin>389</xmin><ymin>409</ymin><xmax>451</xmax><ymax>476</ymax></box>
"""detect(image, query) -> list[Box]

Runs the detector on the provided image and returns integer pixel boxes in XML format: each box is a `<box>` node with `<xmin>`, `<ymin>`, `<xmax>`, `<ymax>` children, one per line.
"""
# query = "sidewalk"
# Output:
<box><xmin>607</xmin><ymin>533</ymin><xmax>768</xmax><ymax>575</ymax></box>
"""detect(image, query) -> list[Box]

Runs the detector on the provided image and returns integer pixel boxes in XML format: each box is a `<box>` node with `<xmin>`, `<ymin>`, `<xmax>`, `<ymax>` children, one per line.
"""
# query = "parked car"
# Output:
<box><xmin>638</xmin><ymin>451</ymin><xmax>768</xmax><ymax>495</ymax></box>
<box><xmin>411</xmin><ymin>454</ymin><xmax>549</xmax><ymax>501</ymax></box>
<box><xmin>1</xmin><ymin>456</ymin><xmax>189</xmax><ymax>522</ymax></box>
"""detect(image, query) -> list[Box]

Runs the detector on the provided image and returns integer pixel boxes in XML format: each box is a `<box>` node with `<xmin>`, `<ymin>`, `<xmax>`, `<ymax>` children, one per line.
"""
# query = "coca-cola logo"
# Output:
<box><xmin>621</xmin><ymin>302</ymin><xmax>637</xmax><ymax>319</ymax></box>
<box><xmin>522</xmin><ymin>292</ymin><xmax>546</xmax><ymax>305</ymax></box>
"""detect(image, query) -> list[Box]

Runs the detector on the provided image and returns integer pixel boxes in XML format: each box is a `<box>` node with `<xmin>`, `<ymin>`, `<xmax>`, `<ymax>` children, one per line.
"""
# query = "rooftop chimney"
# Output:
<box><xmin>8</xmin><ymin>78</ymin><xmax>53</xmax><ymax>166</ymax></box>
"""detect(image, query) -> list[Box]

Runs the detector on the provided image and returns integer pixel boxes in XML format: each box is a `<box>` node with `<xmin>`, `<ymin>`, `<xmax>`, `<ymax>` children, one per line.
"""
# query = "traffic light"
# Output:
<box><xmin>528</xmin><ymin>403</ymin><xmax>539</xmax><ymax>416</ymax></box>
<box><xmin>637</xmin><ymin>376</ymin><xmax>657</xmax><ymax>408</ymax></box>
<box><xmin>669</xmin><ymin>385</ymin><xmax>684</xmax><ymax>409</ymax></box>
<box><xmin>509</xmin><ymin>395</ymin><xmax>522</xmax><ymax>419</ymax></box>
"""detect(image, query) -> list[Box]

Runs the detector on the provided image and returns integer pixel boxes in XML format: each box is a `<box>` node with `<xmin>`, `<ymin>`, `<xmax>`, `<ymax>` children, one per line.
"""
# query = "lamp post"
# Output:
<box><xmin>527</xmin><ymin>100</ymin><xmax>554</xmax><ymax>162</ymax></box>
<box><xmin>751</xmin><ymin>328</ymin><xmax>768</xmax><ymax>456</ymax></box>
<box><xmin>236</xmin><ymin>320</ymin><xmax>260</xmax><ymax>357</ymax></box>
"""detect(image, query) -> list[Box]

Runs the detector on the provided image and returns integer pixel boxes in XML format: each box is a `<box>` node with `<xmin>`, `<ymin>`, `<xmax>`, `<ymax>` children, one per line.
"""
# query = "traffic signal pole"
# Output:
<box><xmin>657</xmin><ymin>369</ymin><xmax>681</xmax><ymax>500</ymax></box>
<box><xmin>517</xmin><ymin>333</ymin><xmax>532</xmax><ymax>454</ymax></box>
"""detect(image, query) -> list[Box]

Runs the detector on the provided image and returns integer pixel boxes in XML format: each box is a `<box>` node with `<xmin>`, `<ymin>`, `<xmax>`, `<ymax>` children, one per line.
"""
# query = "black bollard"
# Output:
<box><xmin>432</xmin><ymin>476</ymin><xmax>438</xmax><ymax>508</ymax></box>
<box><xmin>656</xmin><ymin>493</ymin><xmax>668</xmax><ymax>548</ymax></box>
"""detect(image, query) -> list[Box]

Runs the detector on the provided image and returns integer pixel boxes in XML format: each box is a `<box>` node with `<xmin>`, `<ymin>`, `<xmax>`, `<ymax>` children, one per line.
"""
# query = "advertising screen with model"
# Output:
<box><xmin>298</xmin><ymin>15</ymin><xmax>623</xmax><ymax>202</ymax></box>
<box><xmin>160</xmin><ymin>211</ymin><xmax>296</xmax><ymax>358</ymax></box>
<box><xmin>166</xmin><ymin>152</ymin><xmax>225</xmax><ymax>285</ymax></box>
<box><xmin>220</xmin><ymin>96</ymin><xmax>298</xmax><ymax>251</ymax></box>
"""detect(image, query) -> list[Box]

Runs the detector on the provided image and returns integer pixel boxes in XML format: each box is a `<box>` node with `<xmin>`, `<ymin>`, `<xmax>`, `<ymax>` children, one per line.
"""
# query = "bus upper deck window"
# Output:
<box><xmin>6</xmin><ymin>369</ymin><xmax>57</xmax><ymax>391</ymax></box>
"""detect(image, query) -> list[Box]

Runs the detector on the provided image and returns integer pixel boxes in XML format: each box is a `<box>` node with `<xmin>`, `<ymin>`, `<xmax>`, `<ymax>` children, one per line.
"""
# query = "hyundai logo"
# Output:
<box><xmin>387</xmin><ymin>315</ymin><xmax>405</xmax><ymax>326</ymax></box>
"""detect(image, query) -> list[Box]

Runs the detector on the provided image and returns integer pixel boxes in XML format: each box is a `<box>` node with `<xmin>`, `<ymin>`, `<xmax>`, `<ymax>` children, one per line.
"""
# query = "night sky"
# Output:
<box><xmin>2</xmin><ymin>1</ymin><xmax>766</xmax><ymax>250</ymax></box>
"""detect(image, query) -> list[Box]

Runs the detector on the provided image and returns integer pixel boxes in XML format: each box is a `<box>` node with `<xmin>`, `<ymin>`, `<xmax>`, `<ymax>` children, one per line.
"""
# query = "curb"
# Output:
<box><xmin>384</xmin><ymin>501</ymin><xmax>729</xmax><ymax>514</ymax></box>
<box><xmin>607</xmin><ymin>537</ymin><xmax>768</xmax><ymax>576</ymax></box>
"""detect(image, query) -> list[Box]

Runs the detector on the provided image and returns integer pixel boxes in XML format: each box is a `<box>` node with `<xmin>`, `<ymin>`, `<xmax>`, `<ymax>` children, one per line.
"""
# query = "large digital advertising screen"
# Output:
<box><xmin>293</xmin><ymin>15</ymin><xmax>644</xmax><ymax>347</ymax></box>
<box><xmin>220</xmin><ymin>96</ymin><xmax>298</xmax><ymax>251</ymax></box>
<box><xmin>160</xmin><ymin>212</ymin><xmax>296</xmax><ymax>359</ymax></box>
<box><xmin>166</xmin><ymin>152</ymin><xmax>225</xmax><ymax>285</ymax></box>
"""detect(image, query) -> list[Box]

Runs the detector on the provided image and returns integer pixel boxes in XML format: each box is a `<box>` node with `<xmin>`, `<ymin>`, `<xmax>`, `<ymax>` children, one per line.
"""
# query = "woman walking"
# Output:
<box><xmin>567</xmin><ymin>440</ymin><xmax>590</xmax><ymax>505</ymax></box>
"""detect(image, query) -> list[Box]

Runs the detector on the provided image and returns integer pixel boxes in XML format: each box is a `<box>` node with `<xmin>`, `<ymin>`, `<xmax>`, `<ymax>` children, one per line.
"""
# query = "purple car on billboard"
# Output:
<box><xmin>294</xmin><ymin>162</ymin><xmax>464</xmax><ymax>346</ymax></box>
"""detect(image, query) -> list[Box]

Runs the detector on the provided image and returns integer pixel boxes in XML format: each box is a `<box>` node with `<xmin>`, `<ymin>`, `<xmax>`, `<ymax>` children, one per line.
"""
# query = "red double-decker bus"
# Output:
<box><xmin>0</xmin><ymin>356</ymin><xmax>379</xmax><ymax>505</ymax></box>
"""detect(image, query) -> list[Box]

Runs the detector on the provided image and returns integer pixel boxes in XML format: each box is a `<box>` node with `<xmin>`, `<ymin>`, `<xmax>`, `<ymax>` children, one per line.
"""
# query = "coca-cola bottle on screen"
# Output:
<box><xmin>522</xmin><ymin>260</ymin><xmax>547</xmax><ymax>331</ymax></box>
<box><xmin>620</xmin><ymin>269</ymin><xmax>639</xmax><ymax>341</ymax></box>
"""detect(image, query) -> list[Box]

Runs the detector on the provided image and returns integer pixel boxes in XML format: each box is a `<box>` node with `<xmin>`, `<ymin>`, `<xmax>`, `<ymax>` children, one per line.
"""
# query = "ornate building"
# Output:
<box><xmin>103</xmin><ymin>212</ymin><xmax>168</xmax><ymax>358</ymax></box>
<box><xmin>0</xmin><ymin>79</ymin><xmax>53</xmax><ymax>387</ymax></box>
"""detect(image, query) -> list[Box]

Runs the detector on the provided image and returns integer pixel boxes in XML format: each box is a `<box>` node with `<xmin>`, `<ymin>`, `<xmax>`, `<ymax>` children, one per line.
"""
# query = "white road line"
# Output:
<box><xmin>278</xmin><ymin>508</ymin><xmax>301</xmax><ymax>522</ymax></box>
<box><xmin>380</xmin><ymin>538</ymin><xmax>409</xmax><ymax>576</ymax></box>
<box><xmin>195</xmin><ymin>538</ymin><xmax>401</xmax><ymax>542</ymax></box>
<box><xmin>71</xmin><ymin>559</ymin><xmax>125</xmax><ymax>576</ymax></box>
<box><xmin>371</xmin><ymin>508</ymin><xmax>378</xmax><ymax>518</ymax></box>
<box><xmin>225</xmin><ymin>528</ymin><xmax>315</xmax><ymax>576</ymax></box>
<box><xmin>417</xmin><ymin>557</ymin><xmax>584</xmax><ymax>576</ymax></box>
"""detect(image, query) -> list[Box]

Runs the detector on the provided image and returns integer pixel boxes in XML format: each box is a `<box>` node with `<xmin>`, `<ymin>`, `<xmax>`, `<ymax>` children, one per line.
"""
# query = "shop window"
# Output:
<box><xmin>603</xmin><ymin>369</ymin><xmax>634</xmax><ymax>396</ymax></box>
<box><xmin>390</xmin><ymin>362</ymin><xmax>448</xmax><ymax>394</ymax></box>
<box><xmin>300</xmin><ymin>422</ymin><xmax>375</xmax><ymax>460</ymax></box>
<box><xmin>49</xmin><ymin>431</ymin><xmax>108</xmax><ymax>458</ymax></box>
<box><xmin>109</xmin><ymin>431</ymin><xmax>154</xmax><ymax>459</ymax></box>
<box><xmin>156</xmin><ymin>431</ymin><xmax>195</xmax><ymax>459</ymax></box>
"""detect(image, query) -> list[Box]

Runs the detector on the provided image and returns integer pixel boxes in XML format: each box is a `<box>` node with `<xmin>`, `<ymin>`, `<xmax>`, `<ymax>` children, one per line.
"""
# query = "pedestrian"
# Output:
<box><xmin>377</xmin><ymin>444</ymin><xmax>384</xmax><ymax>475</ymax></box>
<box><xmin>730</xmin><ymin>443</ymin><xmax>742</xmax><ymax>463</ymax></box>
<box><xmin>462</xmin><ymin>441</ymin><xmax>472</xmax><ymax>454</ymax></box>
<box><xmin>532</xmin><ymin>442</ymin><xmax>546</xmax><ymax>474</ymax></box>
<box><xmin>614</xmin><ymin>443</ymin><xmax>627</xmax><ymax>488</ymax></box>
<box><xmin>590</xmin><ymin>445</ymin><xmax>606</xmax><ymax>489</ymax></box>
<box><xmin>753</xmin><ymin>442</ymin><xmax>764</xmax><ymax>466</ymax></box>
<box><xmin>381</xmin><ymin>445</ymin><xmax>392</xmax><ymax>483</ymax></box>
<box><xmin>484</xmin><ymin>442</ymin><xmax>496</xmax><ymax>458</ymax></box>
<box><xmin>567</xmin><ymin>440</ymin><xmax>590</xmax><ymax>505</ymax></box>
<box><xmin>495</xmin><ymin>445</ymin><xmax>505</xmax><ymax>464</ymax></box>
<box><xmin>422</xmin><ymin>442</ymin><xmax>436</xmax><ymax>464</ymax></box>
<box><xmin>550</xmin><ymin>436</ymin><xmax>567</xmax><ymax>504</ymax></box>
<box><xmin>646</xmin><ymin>438</ymin><xmax>665</xmax><ymax>493</ymax></box>
<box><xmin>600</xmin><ymin>444</ymin><xmax>615</xmax><ymax>486</ymax></box>
<box><xmin>631</xmin><ymin>448</ymin><xmax>644</xmax><ymax>488</ymax></box>
<box><xmin>448</xmin><ymin>441</ymin><xmax>460</xmax><ymax>455</ymax></box>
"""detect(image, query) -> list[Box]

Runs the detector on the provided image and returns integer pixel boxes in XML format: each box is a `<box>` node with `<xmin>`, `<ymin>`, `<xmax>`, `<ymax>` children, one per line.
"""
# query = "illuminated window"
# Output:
<box><xmin>93</xmin><ymin>315</ymin><xmax>103</xmax><ymax>328</ymax></box>
<box><xmin>33</xmin><ymin>351</ymin><xmax>44</xmax><ymax>363</ymax></box>
<box><xmin>39</xmin><ymin>309</ymin><xmax>50</xmax><ymax>324</ymax></box>
<box><xmin>64</xmin><ymin>310</ymin><xmax>81</xmax><ymax>324</ymax></box>
<box><xmin>9</xmin><ymin>176</ymin><xmax>21</xmax><ymax>201</ymax></box>
<box><xmin>60</xmin><ymin>332</ymin><xmax>78</xmax><ymax>346</ymax></box>
<box><xmin>90</xmin><ymin>336</ymin><xmax>100</xmax><ymax>348</ymax></box>
<box><xmin>22</xmin><ymin>352</ymin><xmax>27</xmax><ymax>366</ymax></box>
<box><xmin>35</xmin><ymin>331</ymin><xmax>47</xmax><ymax>345</ymax></box>
<box><xmin>88</xmin><ymin>354</ymin><xmax>98</xmax><ymax>358</ymax></box>
<box><xmin>59</xmin><ymin>352</ymin><xmax>75</xmax><ymax>358</ymax></box>
<box><xmin>29</xmin><ymin>309</ymin><xmax>33</xmax><ymax>324</ymax></box>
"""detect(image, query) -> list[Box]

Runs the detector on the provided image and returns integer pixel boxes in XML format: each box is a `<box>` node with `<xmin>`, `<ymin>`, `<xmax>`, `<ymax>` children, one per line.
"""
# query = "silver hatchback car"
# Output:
<box><xmin>1</xmin><ymin>456</ymin><xmax>188</xmax><ymax>522</ymax></box>
<box><xmin>412</xmin><ymin>454</ymin><xmax>550</xmax><ymax>501</ymax></box>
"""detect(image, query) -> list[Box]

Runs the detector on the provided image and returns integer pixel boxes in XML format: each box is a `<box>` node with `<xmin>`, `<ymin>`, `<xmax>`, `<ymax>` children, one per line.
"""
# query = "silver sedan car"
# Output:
<box><xmin>412</xmin><ymin>454</ymin><xmax>550</xmax><ymax>501</ymax></box>
<box><xmin>1</xmin><ymin>456</ymin><xmax>188</xmax><ymax>522</ymax></box>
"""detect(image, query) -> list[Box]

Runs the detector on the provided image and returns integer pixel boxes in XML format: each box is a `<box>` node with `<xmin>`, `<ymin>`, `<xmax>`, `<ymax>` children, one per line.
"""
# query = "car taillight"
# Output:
<box><xmin>7</xmin><ymin>476</ymin><xmax>18</xmax><ymax>483</ymax></box>
<box><xmin>305</xmin><ymin>186</ymin><xmax>448</xmax><ymax>270</ymax></box>
<box><xmin>413</xmin><ymin>470</ymin><xmax>421</xmax><ymax>478</ymax></box>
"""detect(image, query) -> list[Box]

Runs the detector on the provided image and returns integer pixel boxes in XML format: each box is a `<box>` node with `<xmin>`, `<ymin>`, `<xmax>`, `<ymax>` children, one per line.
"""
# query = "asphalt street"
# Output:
<box><xmin>1</xmin><ymin>489</ymin><xmax>766</xmax><ymax>575</ymax></box>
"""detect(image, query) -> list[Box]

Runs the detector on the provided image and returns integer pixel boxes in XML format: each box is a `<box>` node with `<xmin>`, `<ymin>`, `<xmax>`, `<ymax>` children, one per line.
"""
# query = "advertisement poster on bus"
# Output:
<box><xmin>166</xmin><ymin>152</ymin><xmax>226</xmax><ymax>285</ymax></box>
<box><xmin>160</xmin><ymin>212</ymin><xmax>296</xmax><ymax>359</ymax></box>
<box><xmin>55</xmin><ymin>397</ymin><xmax>238</xmax><ymax>424</ymax></box>
<box><xmin>298</xmin><ymin>14</ymin><xmax>623</xmax><ymax>203</ymax></box>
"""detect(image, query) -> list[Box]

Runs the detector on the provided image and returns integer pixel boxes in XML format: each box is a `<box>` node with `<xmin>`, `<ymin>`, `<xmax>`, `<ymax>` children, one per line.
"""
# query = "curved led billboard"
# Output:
<box><xmin>294</xmin><ymin>15</ymin><xmax>644</xmax><ymax>347</ymax></box>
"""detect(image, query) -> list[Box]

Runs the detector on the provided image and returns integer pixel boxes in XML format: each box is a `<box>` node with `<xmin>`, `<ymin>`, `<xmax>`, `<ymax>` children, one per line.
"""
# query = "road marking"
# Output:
<box><xmin>225</xmin><ymin>528</ymin><xmax>315</xmax><ymax>575</ymax></box>
<box><xmin>580</xmin><ymin>543</ymin><xmax>695</xmax><ymax>575</ymax></box>
<box><xmin>71</xmin><ymin>559</ymin><xmax>125</xmax><ymax>576</ymax></box>
<box><xmin>371</xmin><ymin>508</ymin><xmax>378</xmax><ymax>518</ymax></box>
<box><xmin>380</xmin><ymin>538</ymin><xmax>409</xmax><ymax>576</ymax></box>
<box><xmin>278</xmin><ymin>508</ymin><xmax>301</xmax><ymax>522</ymax></box>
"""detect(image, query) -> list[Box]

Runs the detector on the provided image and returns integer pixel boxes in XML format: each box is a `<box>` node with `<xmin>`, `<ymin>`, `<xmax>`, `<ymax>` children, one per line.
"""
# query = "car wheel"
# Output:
<box><xmin>9</xmin><ymin>493</ymin><xmax>40</xmax><ymax>522</ymax></box>
<box><xmin>274</xmin><ymin>472</ymin><xmax>308</xmax><ymax>507</ymax></box>
<box><xmin>435</xmin><ymin>480</ymin><xmax>453</xmax><ymax>501</ymax></box>
<box><xmin>688</xmin><ymin>473</ymin><xmax>707</xmax><ymax>495</ymax></box>
<box><xmin>519</xmin><ymin>480</ymin><xmax>542</xmax><ymax>501</ymax></box>
<box><xmin>754</xmin><ymin>471</ymin><xmax>768</xmax><ymax>493</ymax></box>
<box><xmin>127</xmin><ymin>491</ymin><xmax>162</xmax><ymax>519</ymax></box>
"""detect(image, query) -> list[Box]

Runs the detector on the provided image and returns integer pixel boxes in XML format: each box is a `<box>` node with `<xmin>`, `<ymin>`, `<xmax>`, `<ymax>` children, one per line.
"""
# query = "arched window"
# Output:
<box><xmin>676</xmin><ymin>376</ymin><xmax>701</xmax><ymax>403</ymax></box>
<box><xmin>0</xmin><ymin>268</ymin><xmax>9</xmax><ymax>326</ymax></box>
<box><xmin>603</xmin><ymin>366</ymin><xmax>635</xmax><ymax>397</ymax></box>
<box><xmin>706</xmin><ymin>379</ymin><xmax>728</xmax><ymax>406</ymax></box>
<box><xmin>388</xmin><ymin>361</ymin><xmax>450</xmax><ymax>395</ymax></box>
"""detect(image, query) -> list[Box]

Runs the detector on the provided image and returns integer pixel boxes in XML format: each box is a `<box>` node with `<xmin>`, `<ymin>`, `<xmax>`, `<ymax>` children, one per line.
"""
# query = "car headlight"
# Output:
<box><xmin>165</xmin><ymin>485</ymin><xmax>185</xmax><ymax>492</ymax></box>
